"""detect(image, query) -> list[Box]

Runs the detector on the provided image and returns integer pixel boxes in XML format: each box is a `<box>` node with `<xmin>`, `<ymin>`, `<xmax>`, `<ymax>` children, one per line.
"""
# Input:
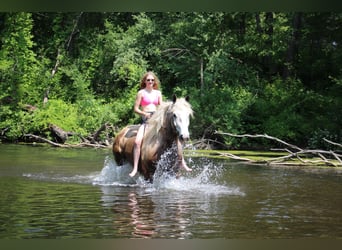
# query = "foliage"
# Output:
<box><xmin>0</xmin><ymin>12</ymin><xmax>341</xmax><ymax>148</ymax></box>
<box><xmin>190</xmin><ymin>84</ymin><xmax>254</xmax><ymax>147</ymax></box>
<box><xmin>30</xmin><ymin>99</ymin><xmax>84</xmax><ymax>136</ymax></box>
<box><xmin>0</xmin><ymin>13</ymin><xmax>41</xmax><ymax>105</ymax></box>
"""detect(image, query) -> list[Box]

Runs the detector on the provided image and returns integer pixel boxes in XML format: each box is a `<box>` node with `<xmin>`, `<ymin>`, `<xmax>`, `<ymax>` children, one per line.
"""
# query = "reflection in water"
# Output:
<box><xmin>1</xmin><ymin>144</ymin><xmax>342</xmax><ymax>239</ymax></box>
<box><xmin>97</xmin><ymin>157</ymin><xmax>244</xmax><ymax>239</ymax></box>
<box><xmin>100</xmin><ymin>186</ymin><xmax>157</xmax><ymax>238</ymax></box>
<box><xmin>99</xmin><ymin>186</ymin><xmax>232</xmax><ymax>239</ymax></box>
<box><xmin>128</xmin><ymin>192</ymin><xmax>156</xmax><ymax>238</ymax></box>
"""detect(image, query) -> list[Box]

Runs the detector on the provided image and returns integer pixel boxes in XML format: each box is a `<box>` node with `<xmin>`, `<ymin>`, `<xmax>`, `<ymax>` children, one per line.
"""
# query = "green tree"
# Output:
<box><xmin>0</xmin><ymin>12</ymin><xmax>40</xmax><ymax>105</ymax></box>
<box><xmin>0</xmin><ymin>12</ymin><xmax>341</xmax><ymax>147</ymax></box>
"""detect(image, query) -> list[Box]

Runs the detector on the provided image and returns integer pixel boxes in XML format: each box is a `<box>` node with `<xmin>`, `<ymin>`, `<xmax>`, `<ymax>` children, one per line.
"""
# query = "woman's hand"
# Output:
<box><xmin>144</xmin><ymin>112</ymin><xmax>152</xmax><ymax>119</ymax></box>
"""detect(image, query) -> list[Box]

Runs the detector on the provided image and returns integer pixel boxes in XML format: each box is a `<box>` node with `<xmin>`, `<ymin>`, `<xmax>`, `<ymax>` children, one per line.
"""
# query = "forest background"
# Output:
<box><xmin>0</xmin><ymin>12</ymin><xmax>341</xmax><ymax>149</ymax></box>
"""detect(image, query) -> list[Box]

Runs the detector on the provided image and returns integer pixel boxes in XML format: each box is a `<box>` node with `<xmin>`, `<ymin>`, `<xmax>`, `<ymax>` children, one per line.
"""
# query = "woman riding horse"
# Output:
<box><xmin>112</xmin><ymin>95</ymin><xmax>193</xmax><ymax>182</ymax></box>
<box><xmin>130</xmin><ymin>71</ymin><xmax>163</xmax><ymax>177</ymax></box>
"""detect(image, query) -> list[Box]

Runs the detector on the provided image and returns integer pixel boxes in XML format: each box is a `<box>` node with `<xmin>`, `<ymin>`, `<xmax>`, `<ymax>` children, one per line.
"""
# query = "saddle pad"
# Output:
<box><xmin>124</xmin><ymin>125</ymin><xmax>140</xmax><ymax>138</ymax></box>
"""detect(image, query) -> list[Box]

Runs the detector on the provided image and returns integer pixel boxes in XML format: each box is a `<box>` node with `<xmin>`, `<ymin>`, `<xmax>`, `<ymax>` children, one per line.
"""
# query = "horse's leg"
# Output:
<box><xmin>141</xmin><ymin>162</ymin><xmax>154</xmax><ymax>183</ymax></box>
<box><xmin>141</xmin><ymin>164</ymin><xmax>151</xmax><ymax>182</ymax></box>
<box><xmin>112</xmin><ymin>137</ymin><xmax>123</xmax><ymax>165</ymax></box>
<box><xmin>113</xmin><ymin>152</ymin><xmax>124</xmax><ymax>166</ymax></box>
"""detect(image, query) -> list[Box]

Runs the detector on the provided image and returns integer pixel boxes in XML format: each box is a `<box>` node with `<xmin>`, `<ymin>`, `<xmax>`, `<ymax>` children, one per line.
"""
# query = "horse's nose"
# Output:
<box><xmin>180</xmin><ymin>134</ymin><xmax>190</xmax><ymax>141</ymax></box>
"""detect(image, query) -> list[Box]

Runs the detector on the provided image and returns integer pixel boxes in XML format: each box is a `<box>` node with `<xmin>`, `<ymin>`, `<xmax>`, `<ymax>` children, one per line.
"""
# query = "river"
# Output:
<box><xmin>0</xmin><ymin>144</ymin><xmax>341</xmax><ymax>239</ymax></box>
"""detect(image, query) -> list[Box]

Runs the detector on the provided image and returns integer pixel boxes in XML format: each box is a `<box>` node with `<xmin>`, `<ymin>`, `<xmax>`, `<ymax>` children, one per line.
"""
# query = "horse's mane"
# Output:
<box><xmin>144</xmin><ymin>97</ymin><xmax>193</xmax><ymax>143</ymax></box>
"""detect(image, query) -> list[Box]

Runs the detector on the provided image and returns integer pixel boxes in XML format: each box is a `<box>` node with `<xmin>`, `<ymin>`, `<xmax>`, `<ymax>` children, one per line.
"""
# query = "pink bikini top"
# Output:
<box><xmin>141</xmin><ymin>90</ymin><xmax>159</xmax><ymax>107</ymax></box>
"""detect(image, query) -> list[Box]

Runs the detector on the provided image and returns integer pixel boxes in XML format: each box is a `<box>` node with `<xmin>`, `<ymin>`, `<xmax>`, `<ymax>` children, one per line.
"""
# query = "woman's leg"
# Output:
<box><xmin>129</xmin><ymin>124</ymin><xmax>145</xmax><ymax>177</ymax></box>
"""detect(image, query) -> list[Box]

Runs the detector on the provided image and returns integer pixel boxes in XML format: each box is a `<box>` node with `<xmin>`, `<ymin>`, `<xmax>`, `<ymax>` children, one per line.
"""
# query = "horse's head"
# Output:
<box><xmin>145</xmin><ymin>95</ymin><xmax>193</xmax><ymax>143</ymax></box>
<box><xmin>170</xmin><ymin>95</ymin><xmax>193</xmax><ymax>142</ymax></box>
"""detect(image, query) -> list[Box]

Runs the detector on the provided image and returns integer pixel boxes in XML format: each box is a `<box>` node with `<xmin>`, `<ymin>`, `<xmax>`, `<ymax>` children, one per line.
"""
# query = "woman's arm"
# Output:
<box><xmin>134</xmin><ymin>91</ymin><xmax>146</xmax><ymax>116</ymax></box>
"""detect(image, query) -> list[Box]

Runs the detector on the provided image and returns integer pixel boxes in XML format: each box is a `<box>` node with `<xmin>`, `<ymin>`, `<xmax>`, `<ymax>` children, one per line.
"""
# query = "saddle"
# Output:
<box><xmin>124</xmin><ymin>125</ymin><xmax>140</xmax><ymax>138</ymax></box>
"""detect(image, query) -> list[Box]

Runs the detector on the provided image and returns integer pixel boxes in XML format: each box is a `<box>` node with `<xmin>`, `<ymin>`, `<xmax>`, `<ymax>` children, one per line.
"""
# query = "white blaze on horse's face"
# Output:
<box><xmin>173</xmin><ymin>110</ymin><xmax>190</xmax><ymax>141</ymax></box>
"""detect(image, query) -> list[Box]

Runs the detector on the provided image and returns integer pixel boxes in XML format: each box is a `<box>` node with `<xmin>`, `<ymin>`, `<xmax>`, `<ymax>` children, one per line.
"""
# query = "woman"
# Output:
<box><xmin>129</xmin><ymin>71</ymin><xmax>192</xmax><ymax>177</ymax></box>
<box><xmin>129</xmin><ymin>72</ymin><xmax>163</xmax><ymax>177</ymax></box>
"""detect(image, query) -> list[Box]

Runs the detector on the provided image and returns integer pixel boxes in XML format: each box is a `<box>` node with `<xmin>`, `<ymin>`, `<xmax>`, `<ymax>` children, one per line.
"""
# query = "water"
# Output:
<box><xmin>0</xmin><ymin>144</ymin><xmax>341</xmax><ymax>239</ymax></box>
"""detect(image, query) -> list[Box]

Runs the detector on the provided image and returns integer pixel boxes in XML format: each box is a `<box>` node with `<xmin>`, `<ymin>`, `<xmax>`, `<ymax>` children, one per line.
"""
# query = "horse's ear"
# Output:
<box><xmin>185</xmin><ymin>96</ymin><xmax>190</xmax><ymax>102</ymax></box>
<box><xmin>172</xmin><ymin>94</ymin><xmax>177</xmax><ymax>103</ymax></box>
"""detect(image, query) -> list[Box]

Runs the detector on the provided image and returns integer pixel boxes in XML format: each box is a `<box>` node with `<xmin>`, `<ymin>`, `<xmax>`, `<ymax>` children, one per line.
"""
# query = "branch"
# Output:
<box><xmin>24</xmin><ymin>134</ymin><xmax>69</xmax><ymax>147</ymax></box>
<box><xmin>215</xmin><ymin>131</ymin><xmax>302</xmax><ymax>151</ymax></box>
<box><xmin>161</xmin><ymin>48</ymin><xmax>190</xmax><ymax>58</ymax></box>
<box><xmin>91</xmin><ymin>122</ymin><xmax>109</xmax><ymax>143</ymax></box>
<box><xmin>217</xmin><ymin>152</ymin><xmax>257</xmax><ymax>162</ymax></box>
<box><xmin>214</xmin><ymin>131</ymin><xmax>342</xmax><ymax>167</ymax></box>
<box><xmin>65</xmin><ymin>12</ymin><xmax>83</xmax><ymax>51</ymax></box>
<box><xmin>23</xmin><ymin>134</ymin><xmax>107</xmax><ymax>148</ymax></box>
<box><xmin>323</xmin><ymin>138</ymin><xmax>342</xmax><ymax>148</ymax></box>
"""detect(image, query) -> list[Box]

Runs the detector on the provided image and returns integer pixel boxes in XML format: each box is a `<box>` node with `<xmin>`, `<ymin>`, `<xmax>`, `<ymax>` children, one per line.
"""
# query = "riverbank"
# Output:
<box><xmin>2</xmin><ymin>141</ymin><xmax>341</xmax><ymax>168</ymax></box>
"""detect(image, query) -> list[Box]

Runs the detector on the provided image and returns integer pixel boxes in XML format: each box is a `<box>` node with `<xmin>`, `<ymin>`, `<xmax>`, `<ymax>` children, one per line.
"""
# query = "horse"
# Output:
<box><xmin>112</xmin><ymin>95</ymin><xmax>193</xmax><ymax>182</ymax></box>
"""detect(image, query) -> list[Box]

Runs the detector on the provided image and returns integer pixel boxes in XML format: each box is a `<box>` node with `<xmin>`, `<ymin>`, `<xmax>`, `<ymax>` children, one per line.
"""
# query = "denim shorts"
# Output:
<box><xmin>141</xmin><ymin>111</ymin><xmax>155</xmax><ymax>124</ymax></box>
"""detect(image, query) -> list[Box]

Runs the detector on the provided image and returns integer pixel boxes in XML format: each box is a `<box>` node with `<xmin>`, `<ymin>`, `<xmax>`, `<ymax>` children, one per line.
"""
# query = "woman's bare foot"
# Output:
<box><xmin>129</xmin><ymin>169</ymin><xmax>137</xmax><ymax>177</ymax></box>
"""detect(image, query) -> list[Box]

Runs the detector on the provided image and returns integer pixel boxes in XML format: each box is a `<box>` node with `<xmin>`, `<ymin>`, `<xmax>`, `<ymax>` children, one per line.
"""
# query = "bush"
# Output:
<box><xmin>189</xmin><ymin>85</ymin><xmax>254</xmax><ymax>147</ymax></box>
<box><xmin>28</xmin><ymin>99</ymin><xmax>85</xmax><ymax>140</ymax></box>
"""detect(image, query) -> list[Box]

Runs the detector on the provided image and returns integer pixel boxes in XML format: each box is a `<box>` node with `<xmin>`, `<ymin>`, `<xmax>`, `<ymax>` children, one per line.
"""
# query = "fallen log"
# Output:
<box><xmin>24</xmin><ymin>133</ymin><xmax>69</xmax><ymax>147</ymax></box>
<box><xmin>49</xmin><ymin>124</ymin><xmax>74</xmax><ymax>143</ymax></box>
<box><xmin>23</xmin><ymin>121</ymin><xmax>115</xmax><ymax>148</ymax></box>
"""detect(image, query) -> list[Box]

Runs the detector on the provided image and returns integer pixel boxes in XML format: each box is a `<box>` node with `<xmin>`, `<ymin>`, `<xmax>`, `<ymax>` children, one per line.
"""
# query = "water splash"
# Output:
<box><xmin>23</xmin><ymin>151</ymin><xmax>244</xmax><ymax>196</ymax></box>
<box><xmin>92</xmin><ymin>156</ymin><xmax>138</xmax><ymax>186</ymax></box>
<box><xmin>151</xmin><ymin>158</ymin><xmax>244</xmax><ymax>196</ymax></box>
<box><xmin>93</xmin><ymin>154</ymin><xmax>244</xmax><ymax>196</ymax></box>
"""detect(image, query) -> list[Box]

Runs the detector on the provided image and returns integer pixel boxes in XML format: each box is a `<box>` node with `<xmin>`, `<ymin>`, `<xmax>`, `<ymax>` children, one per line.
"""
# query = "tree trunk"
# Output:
<box><xmin>255</xmin><ymin>13</ymin><xmax>262</xmax><ymax>33</ymax></box>
<box><xmin>200</xmin><ymin>57</ymin><xmax>204</xmax><ymax>94</ymax></box>
<box><xmin>264</xmin><ymin>12</ymin><xmax>275</xmax><ymax>76</ymax></box>
<box><xmin>283</xmin><ymin>12</ymin><xmax>302</xmax><ymax>79</ymax></box>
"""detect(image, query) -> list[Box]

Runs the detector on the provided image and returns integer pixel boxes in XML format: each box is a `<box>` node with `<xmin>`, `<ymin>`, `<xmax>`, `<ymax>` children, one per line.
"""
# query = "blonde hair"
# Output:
<box><xmin>140</xmin><ymin>71</ymin><xmax>160</xmax><ymax>90</ymax></box>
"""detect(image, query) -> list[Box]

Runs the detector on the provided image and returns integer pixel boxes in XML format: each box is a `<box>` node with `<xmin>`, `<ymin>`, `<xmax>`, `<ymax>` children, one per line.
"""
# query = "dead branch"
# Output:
<box><xmin>23</xmin><ymin>134</ymin><xmax>107</xmax><ymax>148</ymax></box>
<box><xmin>190</xmin><ymin>138</ymin><xmax>227</xmax><ymax>150</ymax></box>
<box><xmin>23</xmin><ymin>121</ymin><xmax>115</xmax><ymax>148</ymax></box>
<box><xmin>216</xmin><ymin>131</ymin><xmax>302</xmax><ymax>151</ymax></box>
<box><xmin>90</xmin><ymin>122</ymin><xmax>109</xmax><ymax>143</ymax></box>
<box><xmin>24</xmin><ymin>134</ymin><xmax>70</xmax><ymax>147</ymax></box>
<box><xmin>323</xmin><ymin>138</ymin><xmax>342</xmax><ymax>148</ymax></box>
<box><xmin>216</xmin><ymin>152</ymin><xmax>256</xmax><ymax>162</ymax></box>
<box><xmin>330</xmin><ymin>150</ymin><xmax>342</xmax><ymax>164</ymax></box>
<box><xmin>65</xmin><ymin>12</ymin><xmax>83</xmax><ymax>52</ymax></box>
<box><xmin>214</xmin><ymin>131</ymin><xmax>342</xmax><ymax>167</ymax></box>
